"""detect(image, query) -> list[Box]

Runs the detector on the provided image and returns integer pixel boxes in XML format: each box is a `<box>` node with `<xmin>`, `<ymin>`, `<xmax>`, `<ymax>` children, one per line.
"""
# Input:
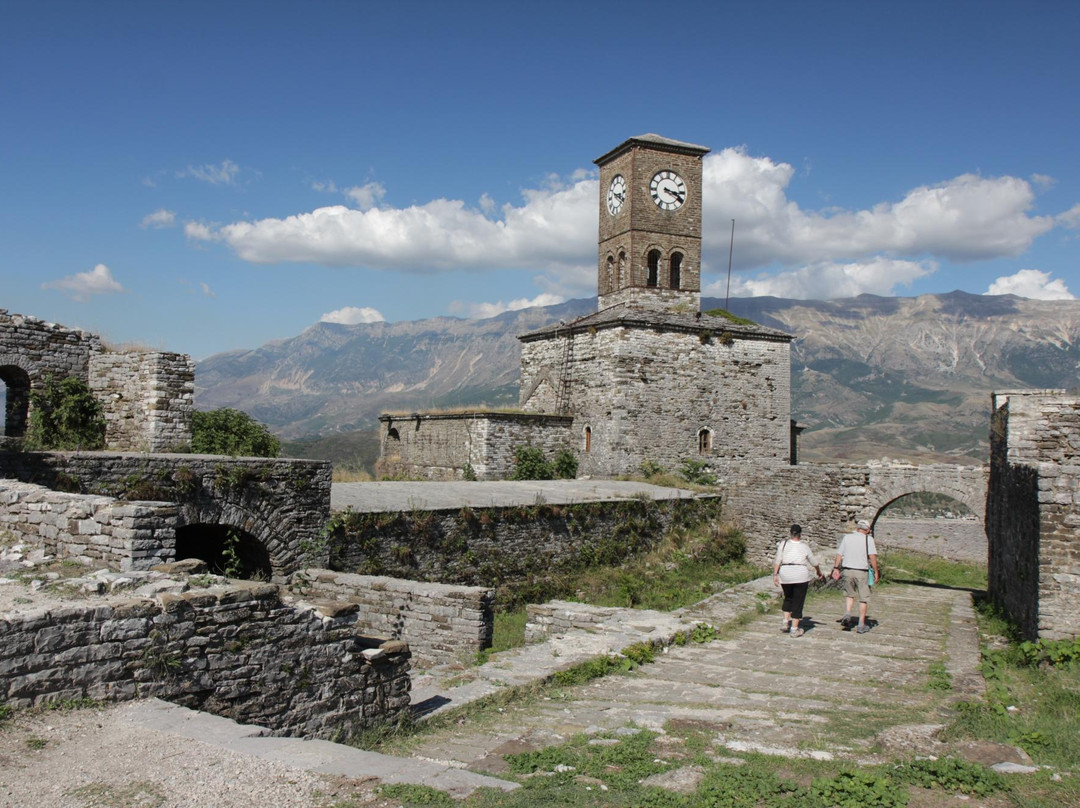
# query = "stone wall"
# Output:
<box><xmin>0</xmin><ymin>479</ymin><xmax>177</xmax><ymax>570</ymax></box>
<box><xmin>0</xmin><ymin>452</ymin><xmax>332</xmax><ymax>580</ymax></box>
<box><xmin>378</xmin><ymin>412</ymin><xmax>573</xmax><ymax>481</ymax></box>
<box><xmin>0</xmin><ymin>582</ymin><xmax>411</xmax><ymax>739</ymax></box>
<box><xmin>89</xmin><ymin>351</ymin><xmax>194</xmax><ymax>452</ymax></box>
<box><xmin>988</xmin><ymin>390</ymin><xmax>1080</xmax><ymax>641</ymax></box>
<box><xmin>328</xmin><ymin>495</ymin><xmax>722</xmax><ymax>587</ymax></box>
<box><xmin>0</xmin><ymin>310</ymin><xmax>100</xmax><ymax>439</ymax></box>
<box><xmin>296</xmin><ymin>569</ymin><xmax>494</xmax><ymax>667</ymax></box>
<box><xmin>0</xmin><ymin>309</ymin><xmax>193</xmax><ymax>451</ymax></box>
<box><xmin>519</xmin><ymin>315</ymin><xmax>792</xmax><ymax>477</ymax></box>
<box><xmin>715</xmin><ymin>460</ymin><xmax>989</xmax><ymax>565</ymax></box>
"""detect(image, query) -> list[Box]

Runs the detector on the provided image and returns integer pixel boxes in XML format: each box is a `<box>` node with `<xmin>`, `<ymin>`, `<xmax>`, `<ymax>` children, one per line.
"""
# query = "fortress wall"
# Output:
<box><xmin>89</xmin><ymin>351</ymin><xmax>194</xmax><ymax>452</ymax></box>
<box><xmin>0</xmin><ymin>478</ymin><xmax>177</xmax><ymax>570</ymax></box>
<box><xmin>296</xmin><ymin>569</ymin><xmax>494</xmax><ymax>667</ymax></box>
<box><xmin>328</xmin><ymin>496</ymin><xmax>721</xmax><ymax>588</ymax></box>
<box><xmin>0</xmin><ymin>583</ymin><xmax>411</xmax><ymax>739</ymax></box>
<box><xmin>989</xmin><ymin>390</ymin><xmax>1080</xmax><ymax>641</ymax></box>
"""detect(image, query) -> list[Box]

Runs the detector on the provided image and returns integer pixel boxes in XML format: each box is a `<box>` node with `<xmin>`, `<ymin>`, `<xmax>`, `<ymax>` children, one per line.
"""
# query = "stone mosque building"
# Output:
<box><xmin>378</xmin><ymin>135</ymin><xmax>795</xmax><ymax>480</ymax></box>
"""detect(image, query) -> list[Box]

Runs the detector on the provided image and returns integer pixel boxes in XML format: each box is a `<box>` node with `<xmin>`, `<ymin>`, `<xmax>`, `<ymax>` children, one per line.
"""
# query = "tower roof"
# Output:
<box><xmin>594</xmin><ymin>134</ymin><xmax>711</xmax><ymax>166</ymax></box>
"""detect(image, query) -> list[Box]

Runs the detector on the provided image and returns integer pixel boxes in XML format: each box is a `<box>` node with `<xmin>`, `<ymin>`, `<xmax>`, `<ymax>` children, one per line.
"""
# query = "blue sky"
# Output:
<box><xmin>2</xmin><ymin>0</ymin><xmax>1078</xmax><ymax>359</ymax></box>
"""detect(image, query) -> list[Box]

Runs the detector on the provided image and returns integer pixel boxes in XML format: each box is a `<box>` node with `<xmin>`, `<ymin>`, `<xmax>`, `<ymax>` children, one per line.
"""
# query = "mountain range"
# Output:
<box><xmin>196</xmin><ymin>292</ymin><xmax>1080</xmax><ymax>467</ymax></box>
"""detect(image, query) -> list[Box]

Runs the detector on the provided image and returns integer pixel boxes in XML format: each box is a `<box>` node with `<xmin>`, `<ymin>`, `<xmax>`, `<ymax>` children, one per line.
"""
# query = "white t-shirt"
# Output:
<box><xmin>774</xmin><ymin>539</ymin><xmax>819</xmax><ymax>584</ymax></box>
<box><xmin>837</xmin><ymin>531</ymin><xmax>877</xmax><ymax>570</ymax></box>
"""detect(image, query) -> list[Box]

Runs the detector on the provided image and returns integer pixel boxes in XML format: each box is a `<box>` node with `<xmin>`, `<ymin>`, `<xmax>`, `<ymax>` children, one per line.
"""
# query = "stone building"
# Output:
<box><xmin>0</xmin><ymin>309</ymin><xmax>194</xmax><ymax>451</ymax></box>
<box><xmin>379</xmin><ymin>135</ymin><xmax>794</xmax><ymax>479</ymax></box>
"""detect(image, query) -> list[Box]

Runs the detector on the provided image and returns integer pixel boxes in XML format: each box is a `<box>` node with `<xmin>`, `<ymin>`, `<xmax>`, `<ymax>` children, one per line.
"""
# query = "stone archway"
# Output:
<box><xmin>178</xmin><ymin>500</ymin><xmax>304</xmax><ymax>582</ymax></box>
<box><xmin>870</xmin><ymin>491</ymin><xmax>986</xmax><ymax>563</ymax></box>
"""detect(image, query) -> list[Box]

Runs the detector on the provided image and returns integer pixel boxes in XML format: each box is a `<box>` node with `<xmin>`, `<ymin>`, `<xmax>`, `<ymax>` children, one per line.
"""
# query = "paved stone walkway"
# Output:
<box><xmin>405</xmin><ymin>581</ymin><xmax>983</xmax><ymax>774</ymax></box>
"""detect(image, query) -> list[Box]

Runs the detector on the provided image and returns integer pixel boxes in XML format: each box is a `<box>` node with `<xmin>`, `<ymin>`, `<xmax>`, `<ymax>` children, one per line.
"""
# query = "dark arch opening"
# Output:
<box><xmin>0</xmin><ymin>365</ymin><xmax>30</xmax><ymax>438</ymax></box>
<box><xmin>175</xmin><ymin>523</ymin><xmax>272</xmax><ymax>580</ymax></box>
<box><xmin>387</xmin><ymin>427</ymin><xmax>400</xmax><ymax>441</ymax></box>
<box><xmin>646</xmin><ymin>250</ymin><xmax>660</xmax><ymax>287</ymax></box>
<box><xmin>669</xmin><ymin>253</ymin><xmax>683</xmax><ymax>290</ymax></box>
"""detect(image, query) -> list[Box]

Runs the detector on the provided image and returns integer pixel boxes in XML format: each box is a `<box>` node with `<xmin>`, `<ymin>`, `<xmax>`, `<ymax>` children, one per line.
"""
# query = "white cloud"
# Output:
<box><xmin>448</xmin><ymin>293</ymin><xmax>566</xmax><ymax>319</ymax></box>
<box><xmin>700</xmin><ymin>148</ymin><xmax>1056</xmax><ymax>269</ymax></box>
<box><xmin>199</xmin><ymin>282</ymin><xmax>216</xmax><ymax>298</ymax></box>
<box><xmin>709</xmin><ymin>258</ymin><xmax>935</xmax><ymax>300</ymax></box>
<box><xmin>312</xmin><ymin>179</ymin><xmax>339</xmax><ymax>193</ymax></box>
<box><xmin>184</xmin><ymin>147</ymin><xmax>1069</xmax><ymax>305</ymax></box>
<box><xmin>986</xmin><ymin>269</ymin><xmax>1074</xmax><ymax>300</ymax></box>
<box><xmin>320</xmin><ymin>306</ymin><xmax>386</xmax><ymax>325</ymax></box>
<box><xmin>141</xmin><ymin>209</ymin><xmax>176</xmax><ymax>229</ymax></box>
<box><xmin>42</xmin><ymin>263</ymin><xmax>125</xmax><ymax>301</ymax></box>
<box><xmin>178</xmin><ymin>159</ymin><xmax>240</xmax><ymax>186</ymax></box>
<box><xmin>345</xmin><ymin>181</ymin><xmax>387</xmax><ymax>211</ymax></box>
<box><xmin>184</xmin><ymin>221</ymin><xmax>218</xmax><ymax>241</ymax></box>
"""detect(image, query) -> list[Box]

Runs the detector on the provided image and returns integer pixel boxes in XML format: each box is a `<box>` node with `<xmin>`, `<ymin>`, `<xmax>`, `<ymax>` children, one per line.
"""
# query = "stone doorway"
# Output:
<box><xmin>871</xmin><ymin>492</ymin><xmax>985</xmax><ymax>564</ymax></box>
<box><xmin>175</xmin><ymin>523</ymin><xmax>273</xmax><ymax>580</ymax></box>
<box><xmin>0</xmin><ymin>365</ymin><xmax>30</xmax><ymax>438</ymax></box>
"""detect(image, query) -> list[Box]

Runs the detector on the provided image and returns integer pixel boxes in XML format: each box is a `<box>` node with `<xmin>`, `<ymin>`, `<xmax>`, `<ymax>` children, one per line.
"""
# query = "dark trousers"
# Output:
<box><xmin>781</xmin><ymin>581</ymin><xmax>810</xmax><ymax>619</ymax></box>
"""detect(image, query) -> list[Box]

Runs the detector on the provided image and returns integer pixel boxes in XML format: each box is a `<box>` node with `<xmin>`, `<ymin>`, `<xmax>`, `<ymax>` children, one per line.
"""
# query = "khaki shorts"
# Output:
<box><xmin>843</xmin><ymin>569</ymin><xmax>871</xmax><ymax>603</ymax></box>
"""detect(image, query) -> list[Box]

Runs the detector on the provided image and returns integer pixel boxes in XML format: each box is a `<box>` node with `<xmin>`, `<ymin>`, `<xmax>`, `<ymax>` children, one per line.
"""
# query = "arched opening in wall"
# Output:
<box><xmin>0</xmin><ymin>365</ymin><xmax>31</xmax><ymax>438</ymax></box>
<box><xmin>387</xmin><ymin>427</ymin><xmax>400</xmax><ymax>441</ymax></box>
<box><xmin>175</xmin><ymin>523</ymin><xmax>273</xmax><ymax>580</ymax></box>
<box><xmin>617</xmin><ymin>251</ymin><xmax>627</xmax><ymax>288</ymax></box>
<box><xmin>698</xmin><ymin>427</ymin><xmax>712</xmax><ymax>454</ymax></box>
<box><xmin>646</xmin><ymin>250</ymin><xmax>660</xmax><ymax>287</ymax></box>
<box><xmin>606</xmin><ymin>255</ymin><xmax>614</xmax><ymax>292</ymax></box>
<box><xmin>583</xmin><ymin>425</ymin><xmax>592</xmax><ymax>453</ymax></box>
<box><xmin>669</xmin><ymin>253</ymin><xmax>683</xmax><ymax>290</ymax></box>
<box><xmin>872</xmin><ymin>492</ymin><xmax>984</xmax><ymax>565</ymax></box>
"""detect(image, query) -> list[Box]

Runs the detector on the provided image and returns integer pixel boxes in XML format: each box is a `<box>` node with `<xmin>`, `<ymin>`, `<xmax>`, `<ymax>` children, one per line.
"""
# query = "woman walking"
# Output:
<box><xmin>772</xmin><ymin>524</ymin><xmax>825</xmax><ymax>637</ymax></box>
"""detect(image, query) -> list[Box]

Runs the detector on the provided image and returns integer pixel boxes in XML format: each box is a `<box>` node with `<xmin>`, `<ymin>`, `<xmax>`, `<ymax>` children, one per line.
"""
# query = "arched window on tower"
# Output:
<box><xmin>698</xmin><ymin>427</ymin><xmax>712</xmax><ymax>454</ymax></box>
<box><xmin>606</xmin><ymin>255</ymin><xmax>614</xmax><ymax>293</ymax></box>
<box><xmin>617</xmin><ymin>251</ymin><xmax>627</xmax><ymax>288</ymax></box>
<box><xmin>583</xmin><ymin>425</ymin><xmax>592</xmax><ymax>453</ymax></box>
<box><xmin>669</xmin><ymin>252</ymin><xmax>683</xmax><ymax>290</ymax></box>
<box><xmin>647</xmin><ymin>250</ymin><xmax>660</xmax><ymax>287</ymax></box>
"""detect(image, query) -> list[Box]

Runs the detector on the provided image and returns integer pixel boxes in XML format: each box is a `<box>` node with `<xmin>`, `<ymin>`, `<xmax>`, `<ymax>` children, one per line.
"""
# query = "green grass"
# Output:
<box><xmin>879</xmin><ymin>549</ymin><xmax>987</xmax><ymax>590</ymax></box>
<box><xmin>488</xmin><ymin>522</ymin><xmax>764</xmax><ymax>653</ymax></box>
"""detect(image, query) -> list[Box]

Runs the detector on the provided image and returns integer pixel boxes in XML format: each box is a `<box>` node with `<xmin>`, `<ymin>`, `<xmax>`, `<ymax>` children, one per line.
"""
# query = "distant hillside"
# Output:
<box><xmin>197</xmin><ymin>292</ymin><xmax>1080</xmax><ymax>466</ymax></box>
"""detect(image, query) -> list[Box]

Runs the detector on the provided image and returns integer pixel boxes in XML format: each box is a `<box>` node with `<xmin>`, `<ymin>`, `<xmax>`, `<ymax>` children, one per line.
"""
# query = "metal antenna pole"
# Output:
<box><xmin>724</xmin><ymin>218</ymin><xmax>735</xmax><ymax>311</ymax></box>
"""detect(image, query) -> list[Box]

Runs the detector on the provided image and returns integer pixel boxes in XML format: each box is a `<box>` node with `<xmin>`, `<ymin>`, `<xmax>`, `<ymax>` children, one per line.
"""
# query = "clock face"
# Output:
<box><xmin>607</xmin><ymin>174</ymin><xmax>627</xmax><ymax>216</ymax></box>
<box><xmin>650</xmin><ymin>170</ymin><xmax>687</xmax><ymax>211</ymax></box>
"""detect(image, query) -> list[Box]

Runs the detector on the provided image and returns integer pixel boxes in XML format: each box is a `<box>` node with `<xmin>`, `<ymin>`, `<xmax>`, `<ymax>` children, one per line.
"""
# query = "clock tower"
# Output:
<box><xmin>594</xmin><ymin>134</ymin><xmax>710</xmax><ymax>313</ymax></box>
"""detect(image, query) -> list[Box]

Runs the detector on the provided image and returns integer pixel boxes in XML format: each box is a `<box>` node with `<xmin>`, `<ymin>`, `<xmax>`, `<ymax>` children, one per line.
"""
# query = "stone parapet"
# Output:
<box><xmin>295</xmin><ymin>569</ymin><xmax>494</xmax><ymax>667</ymax></box>
<box><xmin>0</xmin><ymin>478</ymin><xmax>176</xmax><ymax>570</ymax></box>
<box><xmin>0</xmin><ymin>582</ymin><xmax>411</xmax><ymax>739</ymax></box>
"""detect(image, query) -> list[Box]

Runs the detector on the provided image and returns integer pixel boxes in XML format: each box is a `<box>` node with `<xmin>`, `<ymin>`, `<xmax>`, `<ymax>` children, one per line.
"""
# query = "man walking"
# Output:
<box><xmin>832</xmin><ymin>519</ymin><xmax>879</xmax><ymax>634</ymax></box>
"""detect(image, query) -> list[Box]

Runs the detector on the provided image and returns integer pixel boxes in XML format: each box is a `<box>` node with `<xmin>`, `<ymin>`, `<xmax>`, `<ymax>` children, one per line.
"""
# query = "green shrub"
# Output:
<box><xmin>553</xmin><ymin>449</ymin><xmax>578</xmax><ymax>479</ymax></box>
<box><xmin>24</xmin><ymin>375</ymin><xmax>105</xmax><ymax>450</ymax></box>
<box><xmin>191</xmin><ymin>408</ymin><xmax>280</xmax><ymax>457</ymax></box>
<box><xmin>510</xmin><ymin>445</ymin><xmax>554</xmax><ymax>480</ymax></box>
<box><xmin>678</xmin><ymin>458</ymin><xmax>717</xmax><ymax>486</ymax></box>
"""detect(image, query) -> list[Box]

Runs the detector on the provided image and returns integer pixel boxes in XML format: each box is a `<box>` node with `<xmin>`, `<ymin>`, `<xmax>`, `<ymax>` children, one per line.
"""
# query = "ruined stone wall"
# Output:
<box><xmin>296</xmin><ymin>569</ymin><xmax>494</xmax><ymax>667</ymax></box>
<box><xmin>988</xmin><ymin>390</ymin><xmax>1080</xmax><ymax>641</ymax></box>
<box><xmin>0</xmin><ymin>310</ymin><xmax>101</xmax><ymax>438</ymax></box>
<box><xmin>0</xmin><ymin>583</ymin><xmax>411</xmax><ymax>738</ymax></box>
<box><xmin>89</xmin><ymin>351</ymin><xmax>194</xmax><ymax>451</ymax></box>
<box><xmin>378</xmin><ymin>412</ymin><xmax>573</xmax><ymax>481</ymax></box>
<box><xmin>329</xmin><ymin>496</ymin><xmax>721</xmax><ymax>587</ymax></box>
<box><xmin>0</xmin><ymin>452</ymin><xmax>332</xmax><ymax>580</ymax></box>
<box><xmin>520</xmin><ymin>325</ymin><xmax>791</xmax><ymax>477</ymax></box>
<box><xmin>0</xmin><ymin>479</ymin><xmax>177</xmax><ymax>570</ymax></box>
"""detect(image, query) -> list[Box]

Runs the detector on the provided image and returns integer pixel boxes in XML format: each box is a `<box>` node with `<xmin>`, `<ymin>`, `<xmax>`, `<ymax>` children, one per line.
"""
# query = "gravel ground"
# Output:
<box><xmin>0</xmin><ymin>702</ymin><xmax>388</xmax><ymax>808</ymax></box>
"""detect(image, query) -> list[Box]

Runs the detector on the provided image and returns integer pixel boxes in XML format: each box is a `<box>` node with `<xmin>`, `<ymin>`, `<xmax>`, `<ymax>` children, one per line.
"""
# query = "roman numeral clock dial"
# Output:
<box><xmin>606</xmin><ymin>174</ymin><xmax>627</xmax><ymax>216</ymax></box>
<box><xmin>650</xmin><ymin>170</ymin><xmax>686</xmax><ymax>211</ymax></box>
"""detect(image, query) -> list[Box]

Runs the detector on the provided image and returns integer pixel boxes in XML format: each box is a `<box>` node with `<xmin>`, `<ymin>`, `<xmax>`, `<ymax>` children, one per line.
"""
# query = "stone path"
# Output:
<box><xmin>404</xmin><ymin>582</ymin><xmax>983</xmax><ymax>774</ymax></box>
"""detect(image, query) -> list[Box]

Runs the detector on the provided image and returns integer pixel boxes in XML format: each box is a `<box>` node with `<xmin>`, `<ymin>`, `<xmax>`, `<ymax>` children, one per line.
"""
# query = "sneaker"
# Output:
<box><xmin>840</xmin><ymin>616</ymin><xmax>854</xmax><ymax>628</ymax></box>
<box><xmin>791</xmin><ymin>628</ymin><xmax>805</xmax><ymax>638</ymax></box>
<box><xmin>781</xmin><ymin>621</ymin><xmax>791</xmax><ymax>633</ymax></box>
<box><xmin>857</xmin><ymin>624</ymin><xmax>870</xmax><ymax>634</ymax></box>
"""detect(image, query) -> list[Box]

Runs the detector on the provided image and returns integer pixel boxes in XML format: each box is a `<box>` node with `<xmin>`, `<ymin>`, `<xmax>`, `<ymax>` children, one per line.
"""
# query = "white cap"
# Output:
<box><xmin>856</xmin><ymin>519</ymin><xmax>871</xmax><ymax>530</ymax></box>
